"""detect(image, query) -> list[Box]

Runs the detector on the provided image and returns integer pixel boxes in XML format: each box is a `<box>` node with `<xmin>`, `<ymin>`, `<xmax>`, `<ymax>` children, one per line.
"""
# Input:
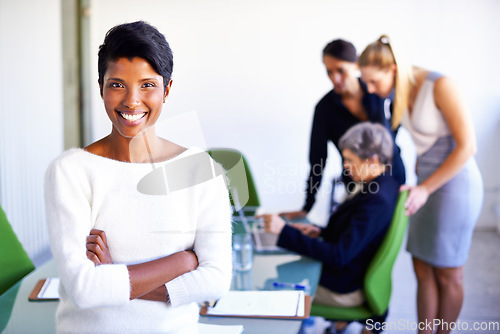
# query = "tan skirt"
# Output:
<box><xmin>313</xmin><ymin>285</ymin><xmax>364</xmax><ymax>307</ymax></box>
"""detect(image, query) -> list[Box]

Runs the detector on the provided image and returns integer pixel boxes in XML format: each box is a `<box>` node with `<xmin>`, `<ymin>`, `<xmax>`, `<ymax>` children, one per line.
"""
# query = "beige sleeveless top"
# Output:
<box><xmin>401</xmin><ymin>72</ymin><xmax>450</xmax><ymax>156</ymax></box>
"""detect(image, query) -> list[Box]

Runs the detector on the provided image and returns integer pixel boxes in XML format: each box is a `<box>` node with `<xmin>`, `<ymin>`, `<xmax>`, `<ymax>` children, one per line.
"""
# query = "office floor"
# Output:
<box><xmin>300</xmin><ymin>230</ymin><xmax>500</xmax><ymax>334</ymax></box>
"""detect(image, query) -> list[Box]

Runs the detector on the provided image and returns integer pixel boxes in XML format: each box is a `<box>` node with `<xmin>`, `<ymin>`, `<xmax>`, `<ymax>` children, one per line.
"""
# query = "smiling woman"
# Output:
<box><xmin>86</xmin><ymin>21</ymin><xmax>181</xmax><ymax>163</ymax></box>
<box><xmin>44</xmin><ymin>21</ymin><xmax>232</xmax><ymax>333</ymax></box>
<box><xmin>101</xmin><ymin>57</ymin><xmax>168</xmax><ymax>139</ymax></box>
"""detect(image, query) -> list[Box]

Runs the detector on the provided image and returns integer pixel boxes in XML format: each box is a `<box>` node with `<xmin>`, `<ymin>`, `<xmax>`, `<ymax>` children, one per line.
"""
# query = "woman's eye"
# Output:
<box><xmin>109</xmin><ymin>82</ymin><xmax>123</xmax><ymax>88</ymax></box>
<box><xmin>142</xmin><ymin>82</ymin><xmax>156</xmax><ymax>88</ymax></box>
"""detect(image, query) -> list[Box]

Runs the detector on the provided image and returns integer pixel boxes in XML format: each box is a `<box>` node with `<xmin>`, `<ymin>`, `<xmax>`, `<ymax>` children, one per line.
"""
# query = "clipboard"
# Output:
<box><xmin>28</xmin><ymin>278</ymin><xmax>60</xmax><ymax>301</ymax></box>
<box><xmin>200</xmin><ymin>294</ymin><xmax>311</xmax><ymax>320</ymax></box>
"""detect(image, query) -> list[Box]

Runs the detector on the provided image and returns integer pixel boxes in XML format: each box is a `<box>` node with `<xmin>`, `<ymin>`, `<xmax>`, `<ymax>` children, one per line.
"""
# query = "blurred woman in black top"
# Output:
<box><xmin>280</xmin><ymin>39</ymin><xmax>405</xmax><ymax>220</ymax></box>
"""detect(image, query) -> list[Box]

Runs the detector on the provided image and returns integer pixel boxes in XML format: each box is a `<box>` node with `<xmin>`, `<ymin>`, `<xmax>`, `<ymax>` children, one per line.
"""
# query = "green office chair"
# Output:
<box><xmin>207</xmin><ymin>148</ymin><xmax>260</xmax><ymax>218</ymax></box>
<box><xmin>0</xmin><ymin>204</ymin><xmax>35</xmax><ymax>296</ymax></box>
<box><xmin>311</xmin><ymin>191</ymin><xmax>409</xmax><ymax>332</ymax></box>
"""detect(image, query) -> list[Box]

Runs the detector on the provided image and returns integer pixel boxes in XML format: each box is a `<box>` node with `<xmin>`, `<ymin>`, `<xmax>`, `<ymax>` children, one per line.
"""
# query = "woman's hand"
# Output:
<box><xmin>85</xmin><ymin>229</ymin><xmax>199</xmax><ymax>299</ymax></box>
<box><xmin>86</xmin><ymin>229</ymin><xmax>113</xmax><ymax>265</ymax></box>
<box><xmin>279</xmin><ymin>210</ymin><xmax>307</xmax><ymax>221</ymax></box>
<box><xmin>182</xmin><ymin>250</ymin><xmax>199</xmax><ymax>272</ymax></box>
<box><xmin>400</xmin><ymin>184</ymin><xmax>429</xmax><ymax>216</ymax></box>
<box><xmin>256</xmin><ymin>214</ymin><xmax>286</xmax><ymax>235</ymax></box>
<box><xmin>290</xmin><ymin>222</ymin><xmax>321</xmax><ymax>238</ymax></box>
<box><xmin>138</xmin><ymin>250</ymin><xmax>198</xmax><ymax>302</ymax></box>
<box><xmin>128</xmin><ymin>249</ymin><xmax>199</xmax><ymax>300</ymax></box>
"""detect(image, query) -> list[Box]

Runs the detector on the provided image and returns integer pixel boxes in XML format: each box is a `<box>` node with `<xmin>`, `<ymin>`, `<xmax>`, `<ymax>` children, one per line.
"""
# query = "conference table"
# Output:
<box><xmin>0</xmin><ymin>250</ymin><xmax>321</xmax><ymax>333</ymax></box>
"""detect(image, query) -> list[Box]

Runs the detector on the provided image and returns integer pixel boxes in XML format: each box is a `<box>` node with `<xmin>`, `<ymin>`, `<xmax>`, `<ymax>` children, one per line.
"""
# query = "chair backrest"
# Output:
<box><xmin>0</xmin><ymin>204</ymin><xmax>35</xmax><ymax>295</ymax></box>
<box><xmin>363</xmin><ymin>190</ymin><xmax>409</xmax><ymax>315</ymax></box>
<box><xmin>207</xmin><ymin>148</ymin><xmax>260</xmax><ymax>215</ymax></box>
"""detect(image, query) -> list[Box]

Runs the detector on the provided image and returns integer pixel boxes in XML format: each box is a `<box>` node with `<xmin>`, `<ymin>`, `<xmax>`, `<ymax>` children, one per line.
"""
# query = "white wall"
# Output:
<box><xmin>86</xmin><ymin>0</ymin><xmax>500</xmax><ymax>227</ymax></box>
<box><xmin>0</xmin><ymin>0</ymin><xmax>64</xmax><ymax>264</ymax></box>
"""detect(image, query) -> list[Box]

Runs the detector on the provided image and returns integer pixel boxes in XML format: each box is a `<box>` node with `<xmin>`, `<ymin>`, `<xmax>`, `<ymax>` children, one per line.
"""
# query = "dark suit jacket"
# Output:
<box><xmin>278</xmin><ymin>173</ymin><xmax>399</xmax><ymax>293</ymax></box>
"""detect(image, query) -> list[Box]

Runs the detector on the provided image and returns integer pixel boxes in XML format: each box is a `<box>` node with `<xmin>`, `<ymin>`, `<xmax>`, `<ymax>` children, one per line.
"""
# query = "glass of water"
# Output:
<box><xmin>232</xmin><ymin>233</ymin><xmax>253</xmax><ymax>271</ymax></box>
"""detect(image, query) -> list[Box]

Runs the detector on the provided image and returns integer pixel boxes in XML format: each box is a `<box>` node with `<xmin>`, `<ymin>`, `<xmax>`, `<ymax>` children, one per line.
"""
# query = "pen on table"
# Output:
<box><xmin>273</xmin><ymin>281</ymin><xmax>309</xmax><ymax>290</ymax></box>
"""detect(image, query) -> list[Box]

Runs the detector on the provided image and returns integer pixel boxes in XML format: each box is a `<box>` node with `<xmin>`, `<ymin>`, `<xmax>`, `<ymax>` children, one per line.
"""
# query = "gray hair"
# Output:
<box><xmin>339</xmin><ymin>122</ymin><xmax>393</xmax><ymax>164</ymax></box>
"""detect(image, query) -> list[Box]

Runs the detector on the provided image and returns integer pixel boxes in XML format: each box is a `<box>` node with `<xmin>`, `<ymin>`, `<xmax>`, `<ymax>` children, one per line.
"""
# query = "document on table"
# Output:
<box><xmin>206</xmin><ymin>290</ymin><xmax>305</xmax><ymax>317</ymax></box>
<box><xmin>37</xmin><ymin>277</ymin><xmax>60</xmax><ymax>299</ymax></box>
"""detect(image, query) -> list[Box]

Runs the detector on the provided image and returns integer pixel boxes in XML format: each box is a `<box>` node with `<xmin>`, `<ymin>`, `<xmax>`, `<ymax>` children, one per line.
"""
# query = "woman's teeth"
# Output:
<box><xmin>119</xmin><ymin>112</ymin><xmax>146</xmax><ymax>121</ymax></box>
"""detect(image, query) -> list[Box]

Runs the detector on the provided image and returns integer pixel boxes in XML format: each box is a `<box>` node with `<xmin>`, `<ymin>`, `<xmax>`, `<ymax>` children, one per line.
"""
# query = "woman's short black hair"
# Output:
<box><xmin>98</xmin><ymin>21</ymin><xmax>173</xmax><ymax>93</ymax></box>
<box><xmin>322</xmin><ymin>39</ymin><xmax>357</xmax><ymax>63</ymax></box>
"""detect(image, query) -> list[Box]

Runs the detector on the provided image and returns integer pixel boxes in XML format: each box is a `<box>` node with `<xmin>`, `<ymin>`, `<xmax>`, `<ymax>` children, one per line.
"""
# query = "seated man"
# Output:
<box><xmin>259</xmin><ymin>122</ymin><xmax>399</xmax><ymax>332</ymax></box>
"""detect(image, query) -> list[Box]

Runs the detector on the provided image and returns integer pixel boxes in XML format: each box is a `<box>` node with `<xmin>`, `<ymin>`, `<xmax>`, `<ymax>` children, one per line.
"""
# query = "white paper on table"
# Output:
<box><xmin>37</xmin><ymin>277</ymin><xmax>60</xmax><ymax>299</ymax></box>
<box><xmin>197</xmin><ymin>323</ymin><xmax>244</xmax><ymax>334</ymax></box>
<box><xmin>207</xmin><ymin>290</ymin><xmax>305</xmax><ymax>317</ymax></box>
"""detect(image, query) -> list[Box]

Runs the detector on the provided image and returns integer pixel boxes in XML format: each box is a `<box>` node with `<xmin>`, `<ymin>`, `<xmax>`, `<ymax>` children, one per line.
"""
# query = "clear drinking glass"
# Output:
<box><xmin>232</xmin><ymin>233</ymin><xmax>253</xmax><ymax>271</ymax></box>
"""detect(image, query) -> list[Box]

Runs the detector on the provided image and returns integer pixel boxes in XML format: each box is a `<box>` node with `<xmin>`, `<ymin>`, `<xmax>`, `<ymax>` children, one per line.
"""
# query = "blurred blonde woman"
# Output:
<box><xmin>359</xmin><ymin>35</ymin><xmax>483</xmax><ymax>334</ymax></box>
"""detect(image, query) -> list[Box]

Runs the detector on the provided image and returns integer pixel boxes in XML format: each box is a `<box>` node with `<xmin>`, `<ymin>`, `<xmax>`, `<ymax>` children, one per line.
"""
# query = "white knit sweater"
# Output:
<box><xmin>44</xmin><ymin>147</ymin><xmax>233</xmax><ymax>334</ymax></box>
